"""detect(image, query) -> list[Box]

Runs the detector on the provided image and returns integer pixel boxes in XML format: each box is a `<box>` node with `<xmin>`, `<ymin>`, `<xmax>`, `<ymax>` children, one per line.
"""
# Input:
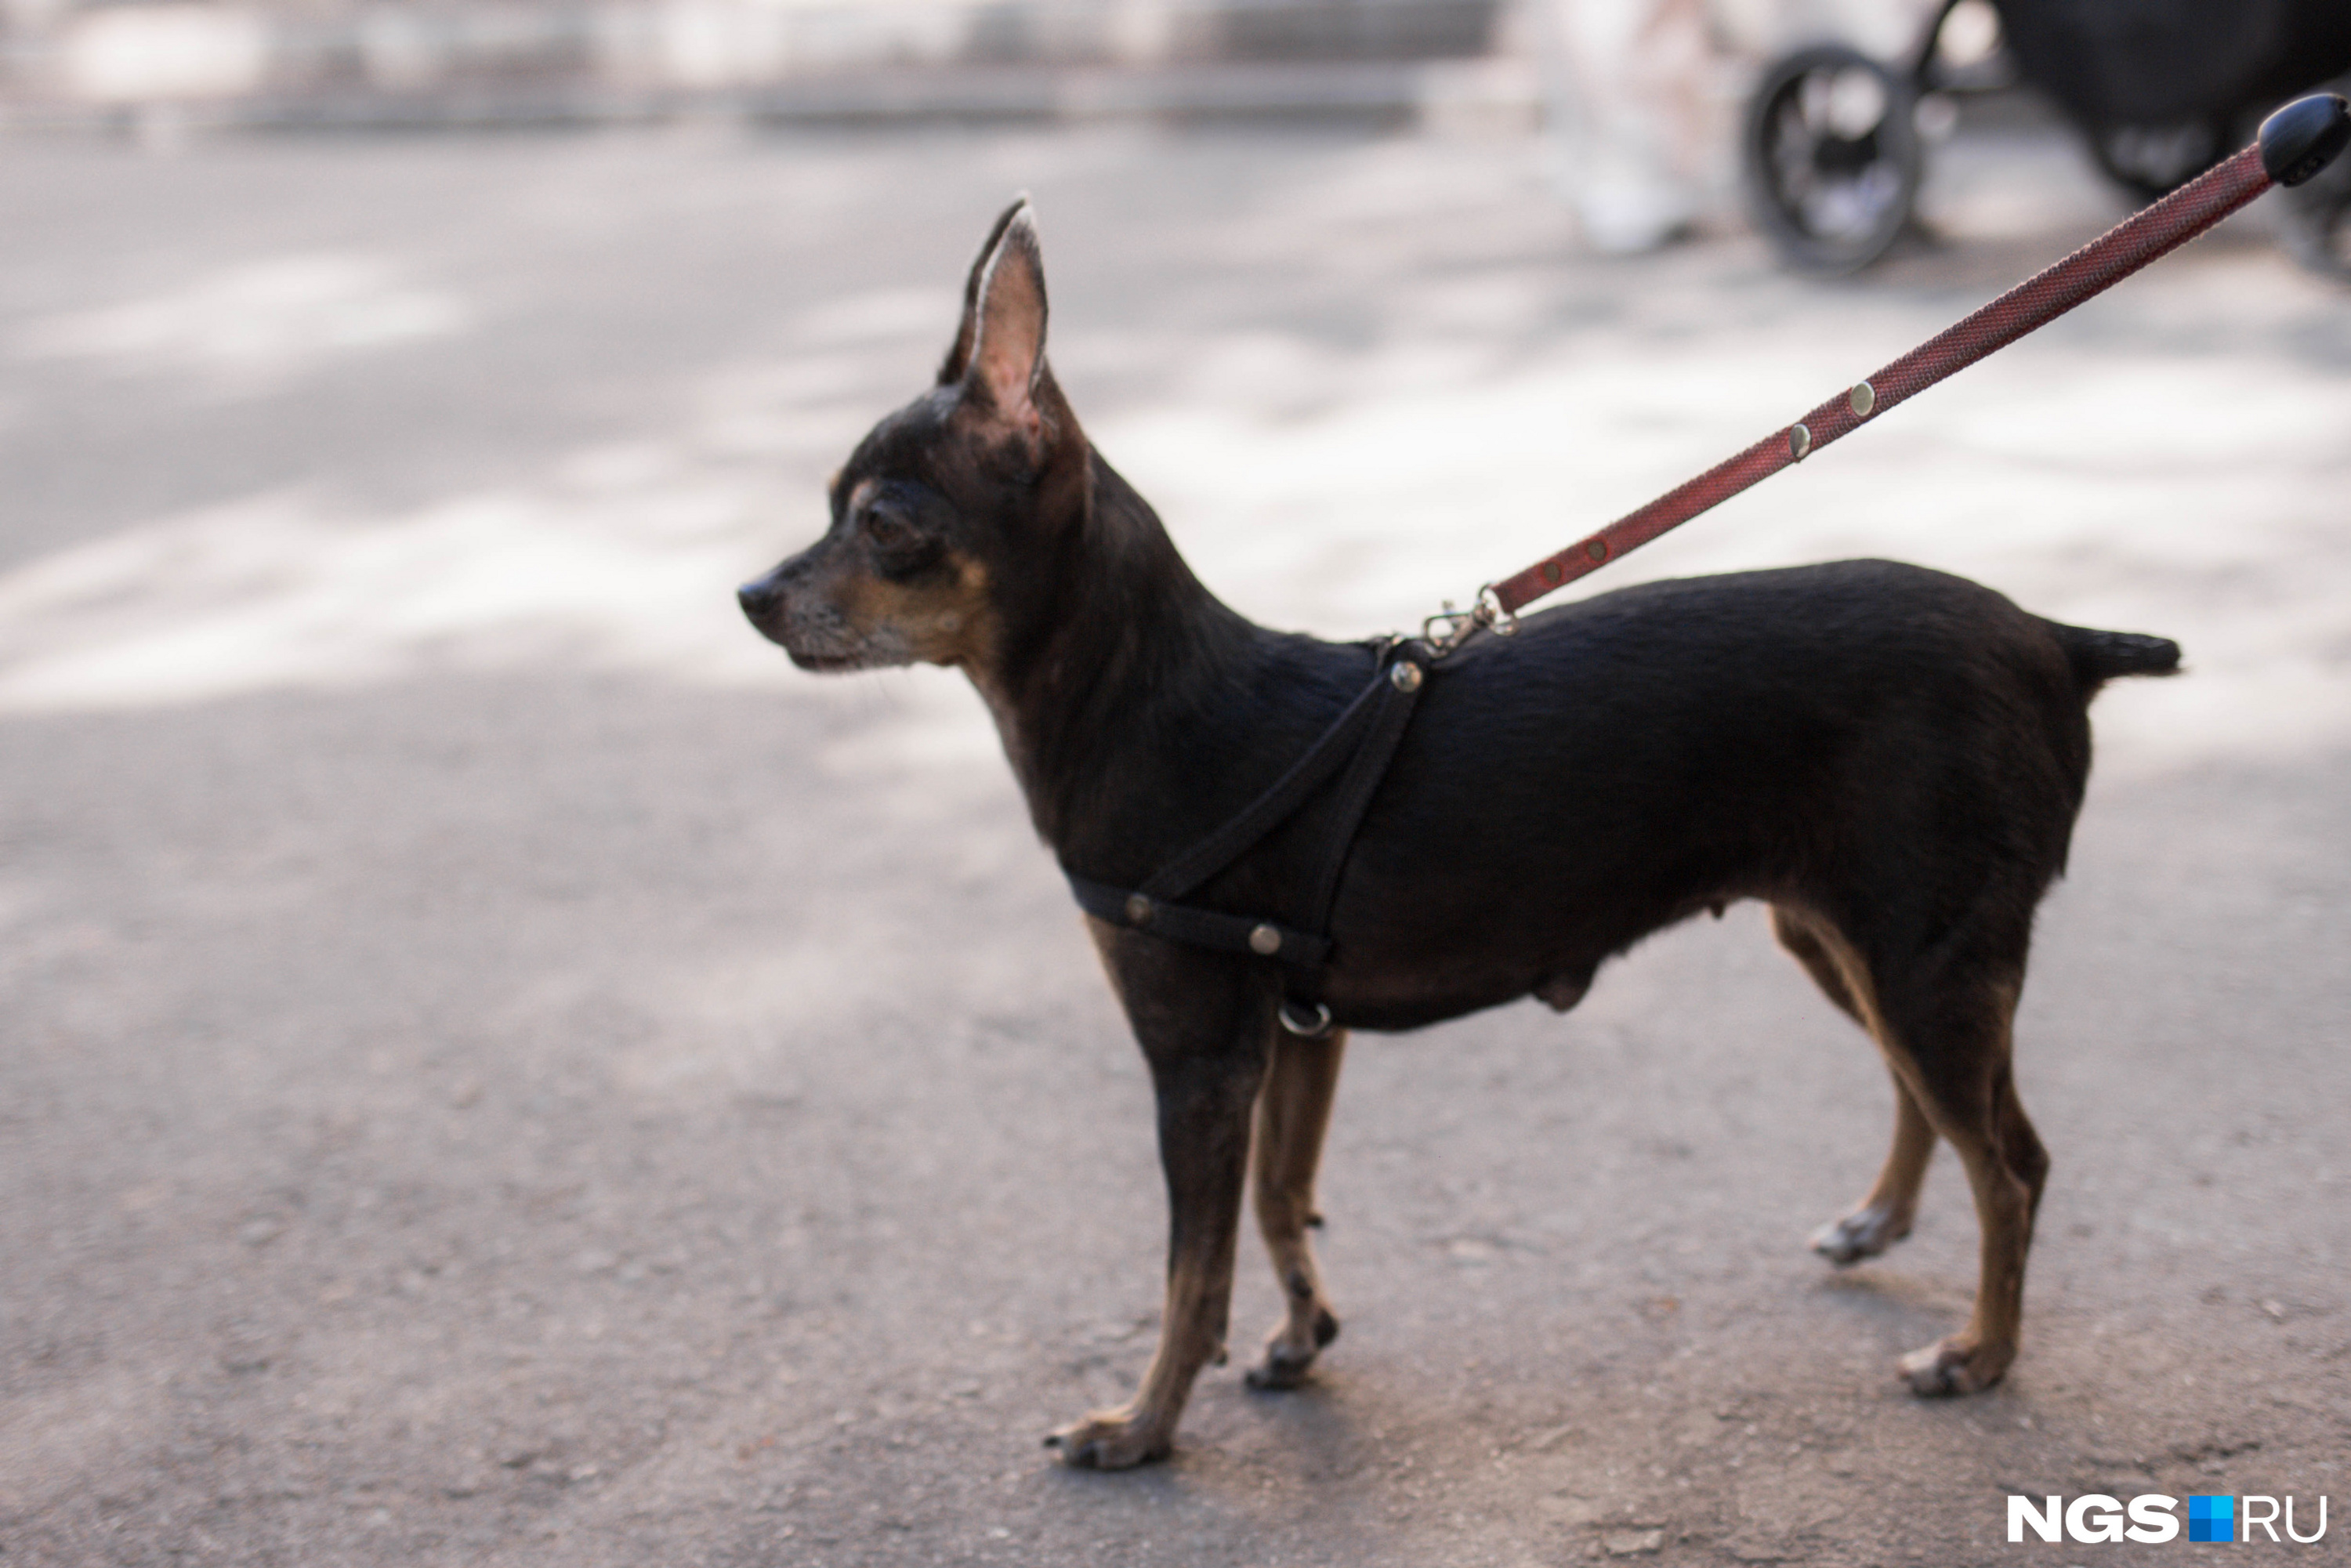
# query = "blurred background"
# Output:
<box><xmin>3</xmin><ymin>3</ymin><xmax>2349</xmax><ymax>1566</ymax></box>
<box><xmin>5</xmin><ymin>0</ymin><xmax>2349</xmax><ymax>266</ymax></box>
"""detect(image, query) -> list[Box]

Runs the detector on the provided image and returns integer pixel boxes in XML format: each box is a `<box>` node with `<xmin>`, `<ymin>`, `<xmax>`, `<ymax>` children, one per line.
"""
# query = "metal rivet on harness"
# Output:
<box><xmin>1788</xmin><ymin>422</ymin><xmax>1812</xmax><ymax>461</ymax></box>
<box><xmin>1389</xmin><ymin>661</ymin><xmax>1423</xmax><ymax>693</ymax></box>
<box><xmin>1849</xmin><ymin>381</ymin><xmax>1875</xmax><ymax>417</ymax></box>
<box><xmin>1249</xmin><ymin>923</ymin><xmax>1282</xmax><ymax>956</ymax></box>
<box><xmin>1542</xmin><ymin>560</ymin><xmax>1563</xmax><ymax>585</ymax></box>
<box><xmin>1125</xmin><ymin>893</ymin><xmax>1154</xmax><ymax>926</ymax></box>
<box><xmin>1585</xmin><ymin>539</ymin><xmax>1608</xmax><ymax>563</ymax></box>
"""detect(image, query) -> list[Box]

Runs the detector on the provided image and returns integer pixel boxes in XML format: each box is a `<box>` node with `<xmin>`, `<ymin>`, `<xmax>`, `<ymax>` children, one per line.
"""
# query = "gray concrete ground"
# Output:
<box><xmin>2</xmin><ymin>117</ymin><xmax>2348</xmax><ymax>1566</ymax></box>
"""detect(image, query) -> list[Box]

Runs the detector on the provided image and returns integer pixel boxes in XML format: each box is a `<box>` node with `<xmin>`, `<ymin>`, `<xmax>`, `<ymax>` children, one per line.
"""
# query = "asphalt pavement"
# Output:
<box><xmin>2</xmin><ymin>116</ymin><xmax>2348</xmax><ymax>1566</ymax></box>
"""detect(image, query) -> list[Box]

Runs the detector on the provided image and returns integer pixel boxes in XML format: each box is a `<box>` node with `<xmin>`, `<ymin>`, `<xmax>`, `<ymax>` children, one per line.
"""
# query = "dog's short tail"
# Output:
<box><xmin>2047</xmin><ymin>621</ymin><xmax>2183</xmax><ymax>694</ymax></box>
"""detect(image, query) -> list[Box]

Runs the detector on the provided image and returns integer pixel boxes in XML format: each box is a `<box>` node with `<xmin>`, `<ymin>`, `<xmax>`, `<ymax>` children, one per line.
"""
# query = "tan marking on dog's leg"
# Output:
<box><xmin>1893</xmin><ymin>1099</ymin><xmax>2036</xmax><ymax>1393</ymax></box>
<box><xmin>1771</xmin><ymin>904</ymin><xmax>1866</xmax><ymax>1027</ymax></box>
<box><xmin>1244</xmin><ymin>1028</ymin><xmax>1346</xmax><ymax>1390</ymax></box>
<box><xmin>1813</xmin><ymin>1074</ymin><xmax>1935</xmax><ymax>1264</ymax></box>
<box><xmin>1047</xmin><ymin>917</ymin><xmax>1267</xmax><ymax>1468</ymax></box>
<box><xmin>1879</xmin><ymin>977</ymin><xmax>2038</xmax><ymax>1396</ymax></box>
<box><xmin>1780</xmin><ymin>911</ymin><xmax>2038</xmax><ymax>1392</ymax></box>
<box><xmin>1051</xmin><ymin>1244</ymin><xmax>1242</xmax><ymax>1468</ymax></box>
<box><xmin>1777</xmin><ymin>906</ymin><xmax>1938</xmax><ymax>1264</ymax></box>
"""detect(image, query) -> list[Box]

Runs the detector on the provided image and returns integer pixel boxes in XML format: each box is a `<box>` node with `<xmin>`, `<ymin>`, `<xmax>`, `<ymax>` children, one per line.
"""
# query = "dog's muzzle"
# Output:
<box><xmin>738</xmin><ymin>570</ymin><xmax>809</xmax><ymax>652</ymax></box>
<box><xmin>737</xmin><ymin>575</ymin><xmax>781</xmax><ymax>627</ymax></box>
<box><xmin>737</xmin><ymin>570</ymin><xmax>871</xmax><ymax>670</ymax></box>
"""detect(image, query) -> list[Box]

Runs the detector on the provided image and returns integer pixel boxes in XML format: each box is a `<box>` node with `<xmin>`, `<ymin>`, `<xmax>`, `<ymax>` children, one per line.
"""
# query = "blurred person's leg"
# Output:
<box><xmin>1543</xmin><ymin>0</ymin><xmax>1944</xmax><ymax>255</ymax></box>
<box><xmin>1710</xmin><ymin>0</ymin><xmax>1927</xmax><ymax>61</ymax></box>
<box><xmin>1542</xmin><ymin>0</ymin><xmax>1718</xmax><ymax>252</ymax></box>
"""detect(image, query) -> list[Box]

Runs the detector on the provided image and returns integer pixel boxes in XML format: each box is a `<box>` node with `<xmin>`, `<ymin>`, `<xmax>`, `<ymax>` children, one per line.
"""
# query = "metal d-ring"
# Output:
<box><xmin>1278</xmin><ymin>1000</ymin><xmax>1334</xmax><ymax>1038</ymax></box>
<box><xmin>1476</xmin><ymin>584</ymin><xmax>1517</xmax><ymax>637</ymax></box>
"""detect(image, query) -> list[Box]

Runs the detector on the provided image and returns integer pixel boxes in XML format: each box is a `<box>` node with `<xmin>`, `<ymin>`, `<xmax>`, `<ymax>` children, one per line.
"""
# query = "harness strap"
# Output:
<box><xmin>1066</xmin><ymin>875</ymin><xmax>1331</xmax><ymax>966</ymax></box>
<box><xmin>1139</xmin><ymin>647</ymin><xmax>1389</xmax><ymax>903</ymax></box>
<box><xmin>1062</xmin><ymin>640</ymin><xmax>1433</xmax><ymax>997</ymax></box>
<box><xmin>1286</xmin><ymin>646</ymin><xmax>1425</xmax><ymax>1001</ymax></box>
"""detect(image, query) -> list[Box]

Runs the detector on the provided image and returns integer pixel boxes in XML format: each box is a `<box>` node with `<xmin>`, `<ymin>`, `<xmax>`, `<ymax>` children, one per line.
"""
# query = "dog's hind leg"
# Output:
<box><xmin>1870</xmin><ymin>945</ymin><xmax>2048</xmax><ymax>1396</ymax></box>
<box><xmin>1049</xmin><ymin>920</ymin><xmax>1274</xmax><ymax>1468</ymax></box>
<box><xmin>1812</xmin><ymin>1077</ymin><xmax>1935</xmax><ymax>1265</ymax></box>
<box><xmin>1244</xmin><ymin>1027</ymin><xmax>1346</xmax><ymax>1391</ymax></box>
<box><xmin>1772</xmin><ymin>904</ymin><xmax>1868</xmax><ymax>1025</ymax></box>
<box><xmin>1773</xmin><ymin>906</ymin><xmax>1936</xmax><ymax>1266</ymax></box>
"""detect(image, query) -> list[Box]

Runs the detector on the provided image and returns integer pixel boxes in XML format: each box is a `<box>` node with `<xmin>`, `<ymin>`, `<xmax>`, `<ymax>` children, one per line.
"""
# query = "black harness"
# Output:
<box><xmin>1063</xmin><ymin>637</ymin><xmax>1434</xmax><ymax>1037</ymax></box>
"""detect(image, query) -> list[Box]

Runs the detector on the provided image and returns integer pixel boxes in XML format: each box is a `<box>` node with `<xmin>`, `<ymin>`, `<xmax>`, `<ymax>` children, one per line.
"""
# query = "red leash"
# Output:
<box><xmin>1439</xmin><ymin>92</ymin><xmax>2350</xmax><ymax>645</ymax></box>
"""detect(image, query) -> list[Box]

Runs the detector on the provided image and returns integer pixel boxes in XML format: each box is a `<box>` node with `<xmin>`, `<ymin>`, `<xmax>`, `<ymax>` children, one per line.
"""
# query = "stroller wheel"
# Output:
<box><xmin>1744</xmin><ymin>45</ymin><xmax>1922</xmax><ymax>275</ymax></box>
<box><xmin>2088</xmin><ymin>121</ymin><xmax>2226</xmax><ymax>203</ymax></box>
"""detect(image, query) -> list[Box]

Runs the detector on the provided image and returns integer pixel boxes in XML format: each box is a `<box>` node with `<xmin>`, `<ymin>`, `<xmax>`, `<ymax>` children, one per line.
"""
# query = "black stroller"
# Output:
<box><xmin>1743</xmin><ymin>0</ymin><xmax>2351</xmax><ymax>275</ymax></box>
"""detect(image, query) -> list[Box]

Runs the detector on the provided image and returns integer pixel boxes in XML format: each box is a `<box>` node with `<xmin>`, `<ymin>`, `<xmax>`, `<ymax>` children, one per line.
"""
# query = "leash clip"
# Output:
<box><xmin>1421</xmin><ymin>599</ymin><xmax>1477</xmax><ymax>654</ymax></box>
<box><xmin>1422</xmin><ymin>585</ymin><xmax>1516</xmax><ymax>658</ymax></box>
<box><xmin>1476</xmin><ymin>583</ymin><xmax>1517</xmax><ymax>637</ymax></box>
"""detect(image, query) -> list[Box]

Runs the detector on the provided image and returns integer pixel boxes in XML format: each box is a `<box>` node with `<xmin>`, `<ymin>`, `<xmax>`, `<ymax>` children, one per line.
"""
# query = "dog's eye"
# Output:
<box><xmin>864</xmin><ymin>511</ymin><xmax>915</xmax><ymax>552</ymax></box>
<box><xmin>860</xmin><ymin>509</ymin><xmax>940</xmax><ymax>576</ymax></box>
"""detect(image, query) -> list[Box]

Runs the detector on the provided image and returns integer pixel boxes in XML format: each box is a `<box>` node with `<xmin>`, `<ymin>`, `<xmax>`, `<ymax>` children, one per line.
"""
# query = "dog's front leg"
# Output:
<box><xmin>1244</xmin><ymin>1027</ymin><xmax>1344</xmax><ymax>1389</ymax></box>
<box><xmin>1049</xmin><ymin>920</ymin><xmax>1274</xmax><ymax>1468</ymax></box>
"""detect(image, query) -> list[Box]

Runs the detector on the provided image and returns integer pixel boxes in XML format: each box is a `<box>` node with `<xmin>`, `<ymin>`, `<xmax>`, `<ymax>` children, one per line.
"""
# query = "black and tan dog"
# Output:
<box><xmin>738</xmin><ymin>201</ymin><xmax>2181</xmax><ymax>1468</ymax></box>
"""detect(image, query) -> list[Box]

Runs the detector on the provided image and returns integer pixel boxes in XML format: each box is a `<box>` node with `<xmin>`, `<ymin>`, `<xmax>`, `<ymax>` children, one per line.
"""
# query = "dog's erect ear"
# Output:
<box><xmin>957</xmin><ymin>202</ymin><xmax>1056</xmax><ymax>446</ymax></box>
<box><xmin>939</xmin><ymin>198</ymin><xmax>1027</xmax><ymax>386</ymax></box>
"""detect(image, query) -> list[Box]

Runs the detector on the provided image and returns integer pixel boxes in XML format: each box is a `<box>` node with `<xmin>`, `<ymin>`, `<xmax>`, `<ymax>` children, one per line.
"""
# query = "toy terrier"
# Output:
<box><xmin>738</xmin><ymin>201</ymin><xmax>2180</xmax><ymax>1468</ymax></box>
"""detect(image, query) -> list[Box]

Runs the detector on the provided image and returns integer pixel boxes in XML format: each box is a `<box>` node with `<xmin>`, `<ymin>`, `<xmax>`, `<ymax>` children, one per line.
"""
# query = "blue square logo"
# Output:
<box><xmin>2188</xmin><ymin>1494</ymin><xmax>2235</xmax><ymax>1543</ymax></box>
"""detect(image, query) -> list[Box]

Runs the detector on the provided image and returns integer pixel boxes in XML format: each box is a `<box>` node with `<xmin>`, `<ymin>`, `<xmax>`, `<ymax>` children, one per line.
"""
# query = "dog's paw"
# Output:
<box><xmin>1898</xmin><ymin>1335</ymin><xmax>2012</xmax><ymax>1397</ymax></box>
<box><xmin>1809</xmin><ymin>1204</ymin><xmax>1911</xmax><ymax>1266</ymax></box>
<box><xmin>1244</xmin><ymin>1307</ymin><xmax>1339</xmax><ymax>1392</ymax></box>
<box><xmin>1044</xmin><ymin>1407</ymin><xmax>1173</xmax><ymax>1470</ymax></box>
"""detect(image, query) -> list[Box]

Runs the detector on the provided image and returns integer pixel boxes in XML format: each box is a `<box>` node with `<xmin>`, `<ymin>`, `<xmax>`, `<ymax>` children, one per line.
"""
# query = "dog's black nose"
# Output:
<box><xmin>737</xmin><ymin>581</ymin><xmax>771</xmax><ymax>620</ymax></box>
